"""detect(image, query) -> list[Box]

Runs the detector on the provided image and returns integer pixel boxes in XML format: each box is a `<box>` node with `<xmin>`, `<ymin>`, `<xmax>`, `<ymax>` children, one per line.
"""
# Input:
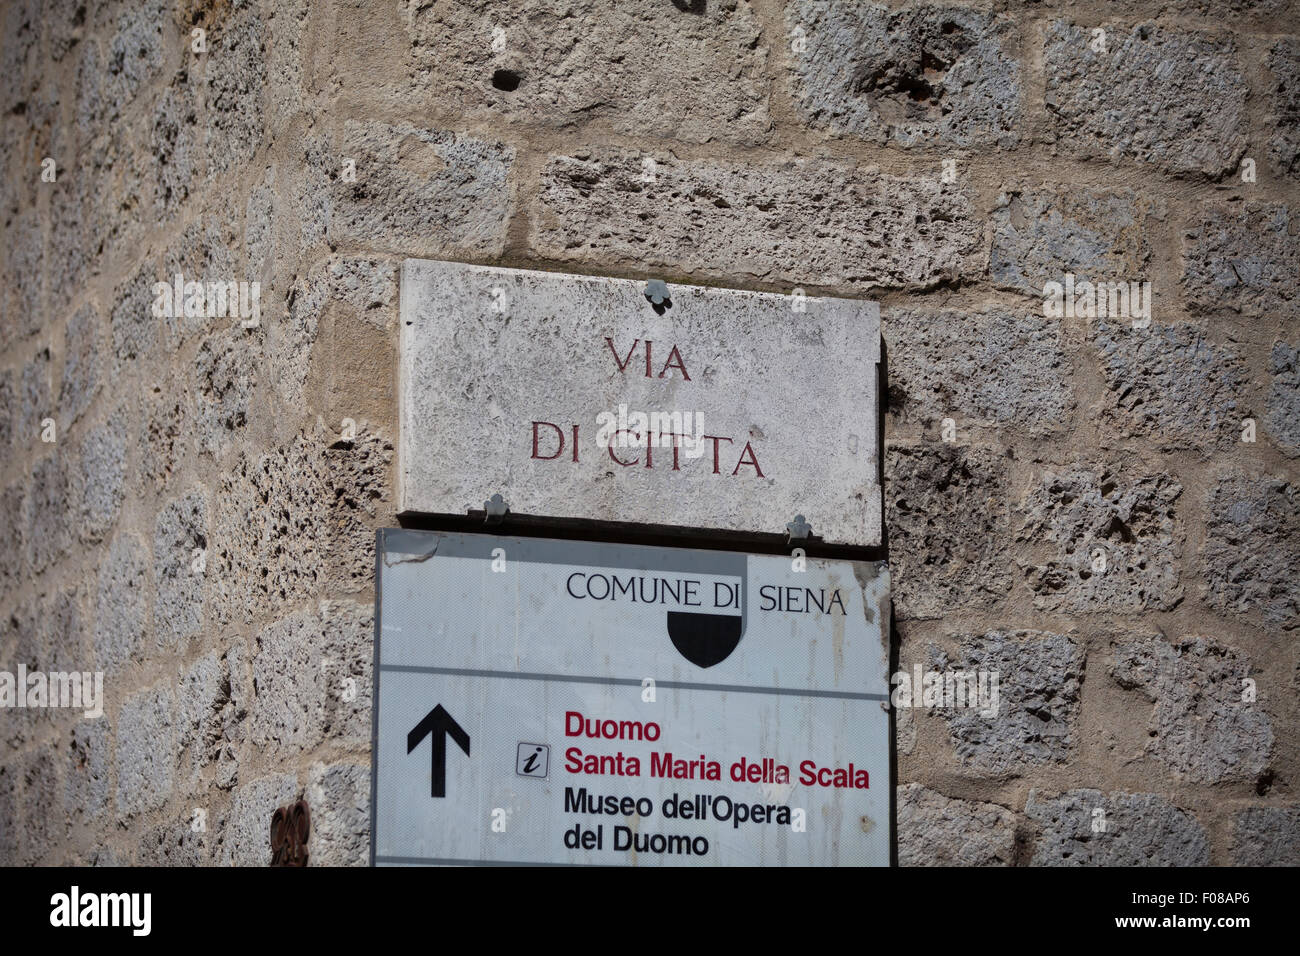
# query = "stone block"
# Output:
<box><xmin>896</xmin><ymin>783</ymin><xmax>1016</xmax><ymax>866</ymax></box>
<box><xmin>404</xmin><ymin>0</ymin><xmax>771</xmax><ymax>145</ymax></box>
<box><xmin>990</xmin><ymin>185</ymin><xmax>1161</xmax><ymax>295</ymax></box>
<box><xmin>1201</xmin><ymin>473</ymin><xmax>1299</xmax><ymax>627</ymax></box>
<box><xmin>930</xmin><ymin>630</ymin><xmax>1084</xmax><ymax>775</ymax></box>
<box><xmin>1232</xmin><ymin>806</ymin><xmax>1300</xmax><ymax>865</ymax></box>
<box><xmin>153</xmin><ymin>487</ymin><xmax>207</xmax><ymax>648</ymax></box>
<box><xmin>58</xmin><ymin>304</ymin><xmax>101</xmax><ymax>427</ymax></box>
<box><xmin>115</xmin><ymin>683</ymin><xmax>175</xmax><ymax>818</ymax></box>
<box><xmin>534</xmin><ymin>151</ymin><xmax>981</xmax><ymax>291</ymax></box>
<box><xmin>884</xmin><ymin>444</ymin><xmax>1011</xmax><ymax>619</ymax></box>
<box><xmin>1093</xmin><ymin>322</ymin><xmax>1248</xmax><ymax>450</ymax></box>
<box><xmin>220</xmin><ymin>772</ymin><xmax>298</xmax><ymax>866</ymax></box>
<box><xmin>1183</xmin><ymin>201</ymin><xmax>1299</xmax><ymax>318</ymax></box>
<box><xmin>1045</xmin><ymin>21</ymin><xmax>1247</xmax><ymax>177</ymax></box>
<box><xmin>250</xmin><ymin>601</ymin><xmax>372</xmax><ymax>758</ymax></box>
<box><xmin>306</xmin><ymin>762</ymin><xmax>369</xmax><ymax>866</ymax></box>
<box><xmin>786</xmin><ymin>1</ymin><xmax>1021</xmax><ymax>148</ymax></box>
<box><xmin>1111</xmin><ymin>635</ymin><xmax>1272</xmax><ymax>783</ymax></box>
<box><xmin>1018</xmin><ymin>463</ymin><xmax>1182</xmax><ymax>613</ymax></box>
<box><xmin>1027</xmin><ymin>789</ymin><xmax>1209</xmax><ymax>865</ymax></box>
<box><xmin>885</xmin><ymin>308</ymin><xmax>1071</xmax><ymax>435</ymax></box>
<box><xmin>94</xmin><ymin>531</ymin><xmax>151</xmax><ymax>674</ymax></box>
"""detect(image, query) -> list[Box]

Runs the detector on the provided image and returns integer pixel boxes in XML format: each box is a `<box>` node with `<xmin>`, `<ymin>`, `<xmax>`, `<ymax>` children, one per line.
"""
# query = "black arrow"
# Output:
<box><xmin>407</xmin><ymin>704</ymin><xmax>470</xmax><ymax>798</ymax></box>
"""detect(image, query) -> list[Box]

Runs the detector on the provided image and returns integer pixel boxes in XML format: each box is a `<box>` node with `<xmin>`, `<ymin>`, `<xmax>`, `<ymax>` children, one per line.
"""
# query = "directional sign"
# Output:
<box><xmin>372</xmin><ymin>529</ymin><xmax>892</xmax><ymax>866</ymax></box>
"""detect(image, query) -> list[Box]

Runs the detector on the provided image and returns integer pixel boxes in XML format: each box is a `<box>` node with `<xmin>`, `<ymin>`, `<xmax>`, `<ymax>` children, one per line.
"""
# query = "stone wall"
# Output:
<box><xmin>1</xmin><ymin>0</ymin><xmax>1296</xmax><ymax>865</ymax></box>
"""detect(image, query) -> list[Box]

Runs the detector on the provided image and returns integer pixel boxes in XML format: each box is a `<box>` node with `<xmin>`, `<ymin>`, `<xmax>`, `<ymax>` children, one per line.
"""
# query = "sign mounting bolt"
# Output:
<box><xmin>484</xmin><ymin>493</ymin><xmax>509</xmax><ymax>525</ymax></box>
<box><xmin>786</xmin><ymin>514</ymin><xmax>812</xmax><ymax>543</ymax></box>
<box><xmin>644</xmin><ymin>279</ymin><xmax>672</xmax><ymax>313</ymax></box>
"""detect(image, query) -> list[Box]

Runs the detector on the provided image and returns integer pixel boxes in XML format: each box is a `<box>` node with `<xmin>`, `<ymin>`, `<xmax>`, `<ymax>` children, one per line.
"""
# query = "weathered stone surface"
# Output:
<box><xmin>153</xmin><ymin>487</ymin><xmax>207</xmax><ymax>648</ymax></box>
<box><xmin>138</xmin><ymin>372</ymin><xmax>189</xmax><ymax>491</ymax></box>
<box><xmin>402</xmin><ymin>261</ymin><xmax>881</xmax><ymax>545</ymax></box>
<box><xmin>43</xmin><ymin>583</ymin><xmax>88</xmax><ymax>671</ymax></box>
<box><xmin>896</xmin><ymin>784</ymin><xmax>1016</xmax><ymax>866</ymax></box>
<box><xmin>786</xmin><ymin>2</ymin><xmax>1021</xmax><ymax>148</ymax></box>
<box><xmin>1266</xmin><ymin>342</ymin><xmax>1300</xmax><ymax>457</ymax></box>
<box><xmin>404</xmin><ymin>0</ymin><xmax>770</xmax><ymax>145</ymax></box>
<box><xmin>1018</xmin><ymin>463</ymin><xmax>1182</xmax><ymax>613</ymax></box>
<box><xmin>1232</xmin><ymin>806</ymin><xmax>1300</xmax><ymax>866</ymax></box>
<box><xmin>885</xmin><ymin>444</ymin><xmax>1011</xmax><ymax>619</ymax></box>
<box><xmin>77</xmin><ymin>0</ymin><xmax>167</xmax><ymax>134</ymax></box>
<box><xmin>59</xmin><ymin>304</ymin><xmax>101</xmax><ymax>426</ymax></box>
<box><xmin>245</xmin><ymin>167</ymin><xmax>276</xmax><ymax>279</ymax></box>
<box><xmin>1202</xmin><ymin>474</ymin><xmax>1300</xmax><ymax>627</ymax></box>
<box><xmin>66</xmin><ymin>718</ymin><xmax>111</xmax><ymax>824</ymax></box>
<box><xmin>0</xmin><ymin>0</ymin><xmax>37</xmax><ymax>113</ymax></box>
<box><xmin>1112</xmin><ymin>635</ymin><xmax>1272</xmax><ymax>783</ymax></box>
<box><xmin>0</xmin><ymin>600</ymin><xmax>46</xmax><ymax>749</ymax></box>
<box><xmin>276</xmin><ymin>257</ymin><xmax>396</xmax><ymax>405</ymax></box>
<box><xmin>931</xmin><ymin>631</ymin><xmax>1084</xmax><ymax>775</ymax></box>
<box><xmin>1044</xmin><ymin>21</ymin><xmax>1247</xmax><ymax>178</ymax></box>
<box><xmin>137</xmin><ymin>812</ymin><xmax>214</xmax><ymax>866</ymax></box>
<box><xmin>250</xmin><ymin>601</ymin><xmax>372</xmax><ymax>757</ymax></box>
<box><xmin>46</xmin><ymin>133</ymin><xmax>125</xmax><ymax>287</ymax></box>
<box><xmin>115</xmin><ymin>684</ymin><xmax>175</xmax><ymax>818</ymax></box>
<box><xmin>0</xmin><ymin>481</ymin><xmax>27</xmax><ymax>593</ymax></box>
<box><xmin>298</xmin><ymin>123</ymin><xmax>513</xmax><ymax>257</ymax></box>
<box><xmin>213</xmin><ymin>427</ymin><xmax>390</xmax><ymax>625</ymax></box>
<box><xmin>177</xmin><ymin>647</ymin><xmax>246</xmax><ymax>791</ymax></box>
<box><xmin>0</xmin><ymin>370</ymin><xmax>13</xmax><ymax>447</ymax></box>
<box><xmin>152</xmin><ymin>76</ymin><xmax>199</xmax><ymax>216</ymax></box>
<box><xmin>1027</xmin><ymin>790</ymin><xmax>1209</xmax><ymax>866</ymax></box>
<box><xmin>161</xmin><ymin>214</ymin><xmax>242</xmax><ymax>341</ymax></box>
<box><xmin>0</xmin><ymin>764</ymin><xmax>16</xmax><ymax>864</ymax></box>
<box><xmin>534</xmin><ymin>152</ymin><xmax>981</xmax><ymax>291</ymax></box>
<box><xmin>205</xmin><ymin>7</ymin><xmax>267</xmax><ymax>175</ymax></box>
<box><xmin>1093</xmin><ymin>322</ymin><xmax>1249</xmax><ymax>449</ymax></box>
<box><xmin>44</xmin><ymin>0</ymin><xmax>83</xmax><ymax>62</ymax></box>
<box><xmin>111</xmin><ymin>266</ymin><xmax>161</xmax><ymax>373</ymax></box>
<box><xmin>1183</xmin><ymin>202</ymin><xmax>1299</xmax><ymax>317</ymax></box>
<box><xmin>266</xmin><ymin>0</ymin><xmax>308</xmax><ymax>128</ymax></box>
<box><xmin>193</xmin><ymin>326</ymin><xmax>258</xmax><ymax>457</ymax></box>
<box><xmin>94</xmin><ymin>531</ymin><xmax>151</xmax><ymax>674</ymax></box>
<box><xmin>28</xmin><ymin>450</ymin><xmax>72</xmax><ymax>573</ymax></box>
<box><xmin>18</xmin><ymin>346</ymin><xmax>50</xmax><ymax>445</ymax></box>
<box><xmin>3</xmin><ymin>210</ymin><xmax>43</xmax><ymax>346</ymax></box>
<box><xmin>220</xmin><ymin>773</ymin><xmax>297</xmax><ymax>866</ymax></box>
<box><xmin>306</xmin><ymin>762</ymin><xmax>369</xmax><ymax>866</ymax></box>
<box><xmin>990</xmin><ymin>186</ymin><xmax>1161</xmax><ymax>295</ymax></box>
<box><xmin>885</xmin><ymin>308</ymin><xmax>1071</xmax><ymax>435</ymax></box>
<box><xmin>19</xmin><ymin>750</ymin><xmax>65</xmax><ymax>865</ymax></box>
<box><xmin>1267</xmin><ymin>38</ymin><xmax>1300</xmax><ymax>179</ymax></box>
<box><xmin>75</xmin><ymin>423</ymin><xmax>126</xmax><ymax>542</ymax></box>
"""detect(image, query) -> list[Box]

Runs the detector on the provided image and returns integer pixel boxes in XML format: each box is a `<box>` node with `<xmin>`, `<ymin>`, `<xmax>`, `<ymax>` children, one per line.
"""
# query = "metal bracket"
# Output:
<box><xmin>484</xmin><ymin>493</ymin><xmax>509</xmax><ymax>525</ymax></box>
<box><xmin>270</xmin><ymin>800</ymin><xmax>310</xmax><ymax>867</ymax></box>
<box><xmin>786</xmin><ymin>514</ymin><xmax>812</xmax><ymax>543</ymax></box>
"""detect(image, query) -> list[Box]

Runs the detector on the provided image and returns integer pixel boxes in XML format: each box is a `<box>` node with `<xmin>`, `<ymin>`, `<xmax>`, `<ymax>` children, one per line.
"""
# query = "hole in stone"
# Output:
<box><xmin>491</xmin><ymin>69</ymin><xmax>522</xmax><ymax>92</ymax></box>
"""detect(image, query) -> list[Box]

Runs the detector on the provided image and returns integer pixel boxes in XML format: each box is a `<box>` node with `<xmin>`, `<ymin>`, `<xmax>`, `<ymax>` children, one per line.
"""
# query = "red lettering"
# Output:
<box><xmin>608</xmin><ymin>430</ymin><xmax>639</xmax><ymax>467</ymax></box>
<box><xmin>531</xmin><ymin>421</ymin><xmax>564</xmax><ymax>460</ymax></box>
<box><xmin>703</xmin><ymin>435</ymin><xmax>733</xmax><ymax>474</ymax></box>
<box><xmin>731</xmin><ymin>440</ymin><xmax>764</xmax><ymax>477</ymax></box>
<box><xmin>605</xmin><ymin>337</ymin><xmax>639</xmax><ymax>372</ymax></box>
<box><xmin>659</xmin><ymin>344</ymin><xmax>691</xmax><ymax>381</ymax></box>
